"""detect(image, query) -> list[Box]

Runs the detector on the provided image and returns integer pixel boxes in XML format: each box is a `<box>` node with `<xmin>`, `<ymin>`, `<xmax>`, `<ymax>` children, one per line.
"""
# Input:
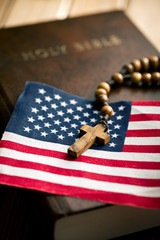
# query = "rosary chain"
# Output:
<box><xmin>95</xmin><ymin>56</ymin><xmax>160</xmax><ymax>121</ymax></box>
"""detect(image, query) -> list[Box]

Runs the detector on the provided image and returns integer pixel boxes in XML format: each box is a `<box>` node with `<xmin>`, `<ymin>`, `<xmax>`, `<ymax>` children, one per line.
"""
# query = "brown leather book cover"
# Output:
<box><xmin>0</xmin><ymin>11</ymin><xmax>160</xmax><ymax>239</ymax></box>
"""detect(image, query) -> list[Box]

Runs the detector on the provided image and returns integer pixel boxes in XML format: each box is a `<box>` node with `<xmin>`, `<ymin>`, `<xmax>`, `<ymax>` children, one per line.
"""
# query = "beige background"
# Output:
<box><xmin>0</xmin><ymin>0</ymin><xmax>160</xmax><ymax>51</ymax></box>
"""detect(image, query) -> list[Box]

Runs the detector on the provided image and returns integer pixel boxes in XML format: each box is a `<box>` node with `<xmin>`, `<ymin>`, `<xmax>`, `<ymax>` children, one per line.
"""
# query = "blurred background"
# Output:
<box><xmin>0</xmin><ymin>0</ymin><xmax>160</xmax><ymax>52</ymax></box>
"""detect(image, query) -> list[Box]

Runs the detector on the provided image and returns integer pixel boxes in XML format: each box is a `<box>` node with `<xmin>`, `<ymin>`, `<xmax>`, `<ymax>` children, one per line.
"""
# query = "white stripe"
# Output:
<box><xmin>131</xmin><ymin>106</ymin><xmax>160</xmax><ymax>115</ymax></box>
<box><xmin>0</xmin><ymin>148</ymin><xmax>160</xmax><ymax>179</ymax></box>
<box><xmin>124</xmin><ymin>137</ymin><xmax>160</xmax><ymax>145</ymax></box>
<box><xmin>2</xmin><ymin>131</ymin><xmax>68</xmax><ymax>152</ymax></box>
<box><xmin>0</xmin><ymin>164</ymin><xmax>160</xmax><ymax>197</ymax></box>
<box><xmin>1</xmin><ymin>132</ymin><xmax>160</xmax><ymax>162</ymax></box>
<box><xmin>128</xmin><ymin>121</ymin><xmax>160</xmax><ymax>130</ymax></box>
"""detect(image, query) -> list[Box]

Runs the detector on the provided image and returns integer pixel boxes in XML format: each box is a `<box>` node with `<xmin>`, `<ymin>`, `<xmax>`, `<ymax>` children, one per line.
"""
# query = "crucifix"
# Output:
<box><xmin>68</xmin><ymin>122</ymin><xmax>110</xmax><ymax>158</ymax></box>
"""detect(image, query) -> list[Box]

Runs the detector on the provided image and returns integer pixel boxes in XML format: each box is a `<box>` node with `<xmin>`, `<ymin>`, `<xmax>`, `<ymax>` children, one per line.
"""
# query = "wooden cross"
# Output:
<box><xmin>68</xmin><ymin>123</ymin><xmax>110</xmax><ymax>158</ymax></box>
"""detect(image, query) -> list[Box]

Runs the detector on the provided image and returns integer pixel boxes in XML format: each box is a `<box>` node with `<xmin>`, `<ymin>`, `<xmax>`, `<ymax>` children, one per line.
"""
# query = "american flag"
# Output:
<box><xmin>0</xmin><ymin>82</ymin><xmax>160</xmax><ymax>209</ymax></box>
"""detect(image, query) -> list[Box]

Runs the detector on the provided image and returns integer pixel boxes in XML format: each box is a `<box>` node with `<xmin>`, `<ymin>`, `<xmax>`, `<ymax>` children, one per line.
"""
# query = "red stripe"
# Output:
<box><xmin>126</xmin><ymin>129</ymin><xmax>160</xmax><ymax>137</ymax></box>
<box><xmin>132</xmin><ymin>101</ymin><xmax>160</xmax><ymax>106</ymax></box>
<box><xmin>1</xmin><ymin>156</ymin><xmax>160</xmax><ymax>187</ymax></box>
<box><xmin>5</xmin><ymin>139</ymin><xmax>159</xmax><ymax>155</ymax></box>
<box><xmin>1</xmin><ymin>140</ymin><xmax>160</xmax><ymax>169</ymax></box>
<box><xmin>0</xmin><ymin>174</ymin><xmax>159</xmax><ymax>209</ymax></box>
<box><xmin>123</xmin><ymin>145</ymin><xmax>160</xmax><ymax>153</ymax></box>
<box><xmin>129</xmin><ymin>114</ymin><xmax>160</xmax><ymax>121</ymax></box>
<box><xmin>0</xmin><ymin>140</ymin><xmax>68</xmax><ymax>159</ymax></box>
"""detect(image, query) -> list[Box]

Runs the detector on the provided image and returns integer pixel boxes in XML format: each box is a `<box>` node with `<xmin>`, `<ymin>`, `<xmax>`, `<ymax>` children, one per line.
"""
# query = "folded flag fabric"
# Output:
<box><xmin>0</xmin><ymin>82</ymin><xmax>160</xmax><ymax>209</ymax></box>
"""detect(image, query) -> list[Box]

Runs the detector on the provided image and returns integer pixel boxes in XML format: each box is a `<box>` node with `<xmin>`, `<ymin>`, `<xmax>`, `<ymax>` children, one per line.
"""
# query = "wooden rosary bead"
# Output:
<box><xmin>96</xmin><ymin>94</ymin><xmax>108</xmax><ymax>104</ymax></box>
<box><xmin>141</xmin><ymin>57</ymin><xmax>150</xmax><ymax>71</ymax></box>
<box><xmin>149</xmin><ymin>56</ymin><xmax>159</xmax><ymax>70</ymax></box>
<box><xmin>151</xmin><ymin>72</ymin><xmax>160</xmax><ymax>83</ymax></box>
<box><xmin>131</xmin><ymin>72</ymin><xmax>142</xmax><ymax>84</ymax></box>
<box><xmin>131</xmin><ymin>59</ymin><xmax>142</xmax><ymax>71</ymax></box>
<box><xmin>95</xmin><ymin>88</ymin><xmax>107</xmax><ymax>97</ymax></box>
<box><xmin>141</xmin><ymin>73</ymin><xmax>151</xmax><ymax>84</ymax></box>
<box><xmin>124</xmin><ymin>63</ymin><xmax>134</xmax><ymax>73</ymax></box>
<box><xmin>112</xmin><ymin>73</ymin><xmax>123</xmax><ymax>84</ymax></box>
<box><xmin>101</xmin><ymin>105</ymin><xmax>114</xmax><ymax>117</ymax></box>
<box><xmin>98</xmin><ymin>82</ymin><xmax>110</xmax><ymax>93</ymax></box>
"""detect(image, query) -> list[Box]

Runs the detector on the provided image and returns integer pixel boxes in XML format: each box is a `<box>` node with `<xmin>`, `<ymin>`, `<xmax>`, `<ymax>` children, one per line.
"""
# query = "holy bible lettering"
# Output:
<box><xmin>21</xmin><ymin>35</ymin><xmax>122</xmax><ymax>61</ymax></box>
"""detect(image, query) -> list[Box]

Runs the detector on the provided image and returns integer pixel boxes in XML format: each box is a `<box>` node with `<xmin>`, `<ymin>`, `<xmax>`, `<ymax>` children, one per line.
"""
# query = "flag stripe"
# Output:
<box><xmin>124</xmin><ymin>137</ymin><xmax>160</xmax><ymax>145</ymax></box>
<box><xmin>128</xmin><ymin>121</ymin><xmax>160</xmax><ymax>130</ymax></box>
<box><xmin>1</xmin><ymin>156</ymin><xmax>160</xmax><ymax>187</ymax></box>
<box><xmin>1</xmin><ymin>132</ymin><xmax>160</xmax><ymax>162</ymax></box>
<box><xmin>1</xmin><ymin>147</ymin><xmax>160</xmax><ymax>180</ymax></box>
<box><xmin>131</xmin><ymin>106</ymin><xmax>160</xmax><ymax>115</ymax></box>
<box><xmin>1</xmin><ymin>140</ymin><xmax>160</xmax><ymax>169</ymax></box>
<box><xmin>1</xmin><ymin>164</ymin><xmax>160</xmax><ymax>197</ymax></box>
<box><xmin>129</xmin><ymin>114</ymin><xmax>160</xmax><ymax>122</ymax></box>
<box><xmin>1</xmin><ymin>174</ymin><xmax>160</xmax><ymax>209</ymax></box>
<box><xmin>1</xmin><ymin>141</ymin><xmax>160</xmax><ymax>169</ymax></box>
<box><xmin>132</xmin><ymin>101</ymin><xmax>160</xmax><ymax>106</ymax></box>
<box><xmin>126</xmin><ymin>129</ymin><xmax>160</xmax><ymax>137</ymax></box>
<box><xmin>123</xmin><ymin>145</ymin><xmax>160</xmax><ymax>153</ymax></box>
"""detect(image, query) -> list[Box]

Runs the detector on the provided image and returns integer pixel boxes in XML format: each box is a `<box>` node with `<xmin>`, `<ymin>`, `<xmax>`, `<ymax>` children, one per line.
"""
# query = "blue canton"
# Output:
<box><xmin>6</xmin><ymin>82</ymin><xmax>132</xmax><ymax>152</ymax></box>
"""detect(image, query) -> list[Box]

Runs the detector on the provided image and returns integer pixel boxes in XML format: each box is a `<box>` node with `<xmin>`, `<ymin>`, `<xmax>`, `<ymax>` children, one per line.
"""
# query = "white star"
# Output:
<box><xmin>109</xmin><ymin>142</ymin><xmax>116</xmax><ymax>147</ymax></box>
<box><xmin>116</xmin><ymin>115</ymin><xmax>123</xmax><ymax>120</ymax></box>
<box><xmin>41</xmin><ymin>105</ymin><xmax>48</xmax><ymax>111</ymax></box>
<box><xmin>108</xmin><ymin>120</ymin><xmax>114</xmax><ymax>124</ymax></box>
<box><xmin>51</xmin><ymin>129</ymin><xmax>58</xmax><ymax>134</ymax></box>
<box><xmin>108</xmin><ymin>129</ymin><xmax>112</xmax><ymax>133</ymax></box>
<box><xmin>54</xmin><ymin>120</ymin><xmax>61</xmax><ymax>125</ymax></box>
<box><xmin>112</xmin><ymin>133</ymin><xmax>119</xmax><ymax>138</ymax></box>
<box><xmin>64</xmin><ymin>117</ymin><xmax>71</xmax><ymax>123</ymax></box>
<box><xmin>58</xmin><ymin>134</ymin><xmax>65</xmax><ymax>140</ymax></box>
<box><xmin>93</xmin><ymin>110</ymin><xmax>99</xmax><ymax>114</ymax></box>
<box><xmin>35</xmin><ymin>98</ymin><xmax>42</xmax><ymax>104</ymax></box>
<box><xmin>24</xmin><ymin>127</ymin><xmax>31</xmax><ymax>133</ymax></box>
<box><xmin>54</xmin><ymin>94</ymin><xmax>61</xmax><ymax>100</ymax></box>
<box><xmin>39</xmin><ymin>88</ymin><xmax>46</xmax><ymax>94</ymax></box>
<box><xmin>60</xmin><ymin>101</ymin><xmax>67</xmax><ymax>107</ymax></box>
<box><xmin>45</xmin><ymin>96</ymin><xmax>52</xmax><ymax>102</ymax></box>
<box><xmin>119</xmin><ymin>105</ymin><xmax>125</xmax><ymax>111</ymax></box>
<box><xmin>77</xmin><ymin>106</ymin><xmax>83</xmax><ymax>111</ymax></box>
<box><xmin>68</xmin><ymin>132</ymin><xmax>74</xmax><ymax>137</ymax></box>
<box><xmin>57</xmin><ymin>110</ymin><xmax>64</xmax><ymax>116</ymax></box>
<box><xmin>28</xmin><ymin>117</ymin><xmax>35</xmax><ymax>123</ymax></box>
<box><xmin>31</xmin><ymin>107</ymin><xmax>39</xmax><ymax>113</ymax></box>
<box><xmin>86</xmin><ymin>104</ymin><xmax>92</xmax><ymax>109</ymax></box>
<box><xmin>34</xmin><ymin>125</ymin><xmax>41</xmax><ymax>130</ymax></box>
<box><xmin>114</xmin><ymin>124</ymin><xmax>121</xmax><ymax>129</ymax></box>
<box><xmin>67</xmin><ymin>108</ymin><xmax>74</xmax><ymax>114</ymax></box>
<box><xmin>83</xmin><ymin>112</ymin><xmax>90</xmax><ymax>117</ymax></box>
<box><xmin>61</xmin><ymin>126</ymin><xmax>68</xmax><ymax>131</ymax></box>
<box><xmin>90</xmin><ymin>118</ymin><xmax>96</xmax><ymax>123</ymax></box>
<box><xmin>48</xmin><ymin>113</ymin><xmax>54</xmax><ymax>119</ymax></box>
<box><xmin>44</xmin><ymin>122</ymin><xmax>51</xmax><ymax>128</ymax></box>
<box><xmin>38</xmin><ymin>115</ymin><xmax>45</xmax><ymax>121</ymax></box>
<box><xmin>51</xmin><ymin>103</ymin><xmax>58</xmax><ymax>109</ymax></box>
<box><xmin>41</xmin><ymin>131</ymin><xmax>48</xmax><ymax>137</ymax></box>
<box><xmin>74</xmin><ymin>115</ymin><xmax>81</xmax><ymax>120</ymax></box>
<box><xmin>80</xmin><ymin>121</ymin><xmax>87</xmax><ymax>125</ymax></box>
<box><xmin>71</xmin><ymin>123</ymin><xmax>78</xmax><ymax>128</ymax></box>
<box><xmin>70</xmin><ymin>99</ymin><xmax>77</xmax><ymax>105</ymax></box>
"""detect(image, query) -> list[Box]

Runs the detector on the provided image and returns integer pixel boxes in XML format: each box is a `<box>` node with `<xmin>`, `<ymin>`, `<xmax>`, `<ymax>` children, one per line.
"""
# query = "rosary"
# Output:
<box><xmin>68</xmin><ymin>56</ymin><xmax>160</xmax><ymax>158</ymax></box>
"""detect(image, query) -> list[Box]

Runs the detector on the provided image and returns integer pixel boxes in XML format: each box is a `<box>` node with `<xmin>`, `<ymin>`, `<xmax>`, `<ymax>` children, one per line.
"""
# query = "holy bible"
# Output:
<box><xmin>0</xmin><ymin>11</ymin><xmax>160</xmax><ymax>240</ymax></box>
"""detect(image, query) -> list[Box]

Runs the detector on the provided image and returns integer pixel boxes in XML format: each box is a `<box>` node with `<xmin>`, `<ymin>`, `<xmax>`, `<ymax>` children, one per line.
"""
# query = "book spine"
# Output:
<box><xmin>0</xmin><ymin>90</ymin><xmax>12</xmax><ymax>138</ymax></box>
